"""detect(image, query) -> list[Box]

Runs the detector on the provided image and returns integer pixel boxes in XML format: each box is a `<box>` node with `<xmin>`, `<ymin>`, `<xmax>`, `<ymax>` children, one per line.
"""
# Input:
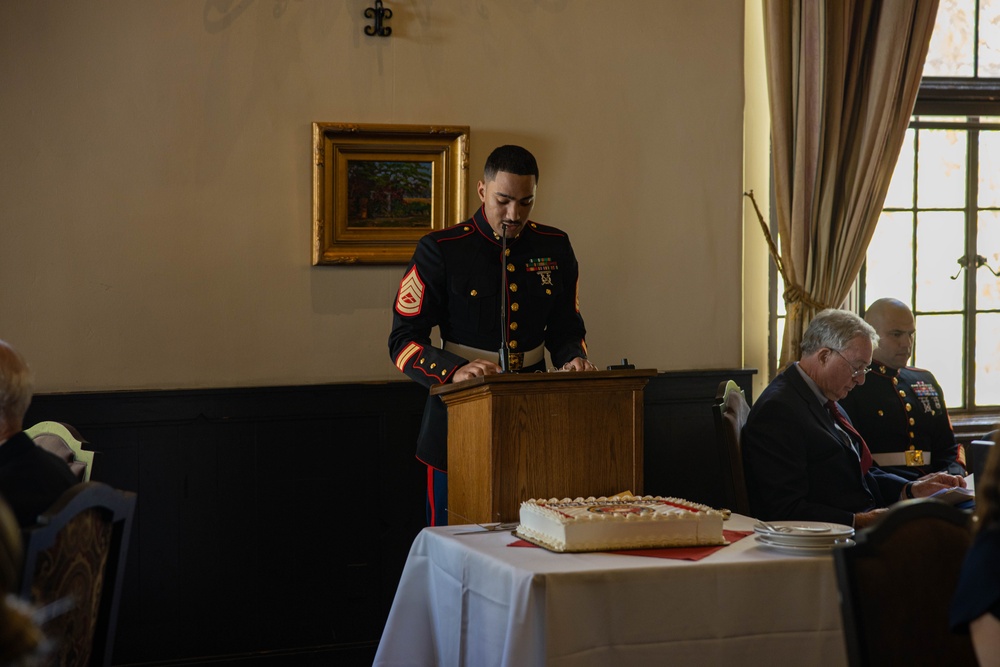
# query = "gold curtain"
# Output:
<box><xmin>762</xmin><ymin>0</ymin><xmax>939</xmax><ymax>367</ymax></box>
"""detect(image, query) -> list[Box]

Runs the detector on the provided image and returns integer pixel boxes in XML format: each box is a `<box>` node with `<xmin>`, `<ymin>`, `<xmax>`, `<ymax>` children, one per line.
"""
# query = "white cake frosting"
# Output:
<box><xmin>515</xmin><ymin>495</ymin><xmax>726</xmax><ymax>552</ymax></box>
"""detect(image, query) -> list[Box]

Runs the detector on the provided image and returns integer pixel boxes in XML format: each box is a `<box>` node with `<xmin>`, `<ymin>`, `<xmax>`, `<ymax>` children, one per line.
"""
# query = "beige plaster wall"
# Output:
<box><xmin>743</xmin><ymin>0</ymin><xmax>772</xmax><ymax>399</ymax></box>
<box><xmin>0</xmin><ymin>0</ymin><xmax>750</xmax><ymax>392</ymax></box>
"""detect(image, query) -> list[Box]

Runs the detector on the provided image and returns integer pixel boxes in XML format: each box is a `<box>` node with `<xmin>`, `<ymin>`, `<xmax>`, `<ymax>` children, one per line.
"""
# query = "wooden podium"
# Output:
<box><xmin>431</xmin><ymin>369</ymin><xmax>656</xmax><ymax>525</ymax></box>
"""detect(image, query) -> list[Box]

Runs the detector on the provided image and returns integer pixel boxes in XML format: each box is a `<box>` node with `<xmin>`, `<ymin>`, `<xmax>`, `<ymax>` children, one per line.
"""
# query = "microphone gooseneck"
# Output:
<box><xmin>499</xmin><ymin>223</ymin><xmax>510</xmax><ymax>373</ymax></box>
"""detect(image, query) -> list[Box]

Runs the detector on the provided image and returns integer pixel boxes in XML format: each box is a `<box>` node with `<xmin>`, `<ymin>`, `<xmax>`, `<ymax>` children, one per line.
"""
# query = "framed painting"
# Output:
<box><xmin>312</xmin><ymin>123</ymin><xmax>470</xmax><ymax>265</ymax></box>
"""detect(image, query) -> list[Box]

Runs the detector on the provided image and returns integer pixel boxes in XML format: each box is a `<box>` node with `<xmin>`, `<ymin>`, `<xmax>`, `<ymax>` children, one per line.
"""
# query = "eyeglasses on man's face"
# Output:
<box><xmin>831</xmin><ymin>349</ymin><xmax>871</xmax><ymax>378</ymax></box>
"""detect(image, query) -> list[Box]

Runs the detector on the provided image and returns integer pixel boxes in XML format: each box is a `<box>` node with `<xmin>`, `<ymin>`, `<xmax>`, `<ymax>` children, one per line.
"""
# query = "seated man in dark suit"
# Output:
<box><xmin>741</xmin><ymin>309</ymin><xmax>966</xmax><ymax>528</ymax></box>
<box><xmin>0</xmin><ymin>339</ymin><xmax>77</xmax><ymax>527</ymax></box>
<box><xmin>839</xmin><ymin>297</ymin><xmax>965</xmax><ymax>480</ymax></box>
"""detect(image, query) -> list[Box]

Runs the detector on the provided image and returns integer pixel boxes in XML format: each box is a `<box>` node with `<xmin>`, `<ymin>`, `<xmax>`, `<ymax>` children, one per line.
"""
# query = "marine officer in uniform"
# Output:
<box><xmin>388</xmin><ymin>145</ymin><xmax>596</xmax><ymax>526</ymax></box>
<box><xmin>839</xmin><ymin>297</ymin><xmax>966</xmax><ymax>480</ymax></box>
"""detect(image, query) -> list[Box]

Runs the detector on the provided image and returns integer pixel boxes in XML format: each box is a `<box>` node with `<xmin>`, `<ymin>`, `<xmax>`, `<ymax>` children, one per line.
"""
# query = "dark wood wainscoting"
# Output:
<box><xmin>24</xmin><ymin>369</ymin><xmax>754</xmax><ymax>666</ymax></box>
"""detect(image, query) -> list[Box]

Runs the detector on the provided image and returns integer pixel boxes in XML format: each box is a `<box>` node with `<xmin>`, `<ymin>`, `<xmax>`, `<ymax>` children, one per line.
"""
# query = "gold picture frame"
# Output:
<box><xmin>312</xmin><ymin>122</ymin><xmax>470</xmax><ymax>265</ymax></box>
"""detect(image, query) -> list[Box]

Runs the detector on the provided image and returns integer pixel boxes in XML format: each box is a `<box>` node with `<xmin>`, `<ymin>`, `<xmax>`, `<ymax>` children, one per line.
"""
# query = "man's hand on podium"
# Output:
<box><xmin>452</xmin><ymin>358</ymin><xmax>503</xmax><ymax>383</ymax></box>
<box><xmin>560</xmin><ymin>357</ymin><xmax>597</xmax><ymax>372</ymax></box>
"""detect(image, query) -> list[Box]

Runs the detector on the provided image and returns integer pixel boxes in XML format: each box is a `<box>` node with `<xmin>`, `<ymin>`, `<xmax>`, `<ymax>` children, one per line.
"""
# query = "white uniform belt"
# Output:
<box><xmin>872</xmin><ymin>451</ymin><xmax>932</xmax><ymax>467</ymax></box>
<box><xmin>444</xmin><ymin>341</ymin><xmax>546</xmax><ymax>367</ymax></box>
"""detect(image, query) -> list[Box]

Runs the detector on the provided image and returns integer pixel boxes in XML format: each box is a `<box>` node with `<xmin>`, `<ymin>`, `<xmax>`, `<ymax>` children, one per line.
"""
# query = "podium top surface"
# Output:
<box><xmin>430</xmin><ymin>368</ymin><xmax>657</xmax><ymax>398</ymax></box>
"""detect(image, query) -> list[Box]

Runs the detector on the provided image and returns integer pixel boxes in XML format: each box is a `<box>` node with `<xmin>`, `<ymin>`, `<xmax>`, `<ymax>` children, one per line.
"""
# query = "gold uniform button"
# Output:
<box><xmin>905</xmin><ymin>403</ymin><xmax>912</xmax><ymax>412</ymax></box>
<box><xmin>898</xmin><ymin>390</ymin><xmax>906</xmax><ymax>397</ymax></box>
<box><xmin>505</xmin><ymin>247</ymin><xmax>511</xmax><ymax>256</ymax></box>
<box><xmin>509</xmin><ymin>322</ymin><xmax>518</xmax><ymax>331</ymax></box>
<box><xmin>909</xmin><ymin>418</ymin><xmax>915</xmax><ymax>425</ymax></box>
<box><xmin>507</xmin><ymin>263</ymin><xmax>515</xmax><ymax>272</ymax></box>
<box><xmin>470</xmin><ymin>289</ymin><xmax>478</xmax><ymax>296</ymax></box>
<box><xmin>545</xmin><ymin>288</ymin><xmax>552</xmax><ymax>295</ymax></box>
<box><xmin>891</xmin><ymin>377</ymin><xmax>898</xmax><ymax>385</ymax></box>
<box><xmin>510</xmin><ymin>283</ymin><xmax>518</xmax><ymax>292</ymax></box>
<box><xmin>909</xmin><ymin>431</ymin><xmax>915</xmax><ymax>438</ymax></box>
<box><xmin>509</xmin><ymin>340</ymin><xmax>518</xmax><ymax>350</ymax></box>
<box><xmin>877</xmin><ymin>410</ymin><xmax>884</xmax><ymax>416</ymax></box>
<box><xmin>419</xmin><ymin>358</ymin><xmax>425</xmax><ymax>364</ymax></box>
<box><xmin>511</xmin><ymin>302</ymin><xmax>519</xmax><ymax>312</ymax></box>
<box><xmin>441</xmin><ymin>369</ymin><xmax>447</xmax><ymax>376</ymax></box>
<box><xmin>463</xmin><ymin>226</ymin><xmax>471</xmax><ymax>231</ymax></box>
<box><xmin>430</xmin><ymin>363</ymin><xmax>436</xmax><ymax>369</ymax></box>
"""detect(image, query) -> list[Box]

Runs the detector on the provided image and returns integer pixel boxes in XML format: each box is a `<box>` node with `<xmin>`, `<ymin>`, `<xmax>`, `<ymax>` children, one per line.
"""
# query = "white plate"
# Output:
<box><xmin>752</xmin><ymin>520</ymin><xmax>855</xmax><ymax>545</ymax></box>
<box><xmin>755</xmin><ymin>531</ymin><xmax>855</xmax><ymax>547</ymax></box>
<box><xmin>756</xmin><ymin>534</ymin><xmax>855</xmax><ymax>555</ymax></box>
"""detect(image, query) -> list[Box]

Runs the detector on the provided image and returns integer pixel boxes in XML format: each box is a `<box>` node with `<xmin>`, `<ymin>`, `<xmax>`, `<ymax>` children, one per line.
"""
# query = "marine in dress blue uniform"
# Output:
<box><xmin>839</xmin><ymin>298</ymin><xmax>966</xmax><ymax>481</ymax></box>
<box><xmin>389</xmin><ymin>148</ymin><xmax>590</xmax><ymax>525</ymax></box>
<box><xmin>839</xmin><ymin>363</ymin><xmax>965</xmax><ymax>480</ymax></box>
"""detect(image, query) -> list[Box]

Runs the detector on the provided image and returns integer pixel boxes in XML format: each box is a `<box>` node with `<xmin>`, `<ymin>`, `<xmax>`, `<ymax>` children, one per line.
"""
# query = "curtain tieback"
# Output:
<box><xmin>743</xmin><ymin>190</ymin><xmax>833</xmax><ymax>315</ymax></box>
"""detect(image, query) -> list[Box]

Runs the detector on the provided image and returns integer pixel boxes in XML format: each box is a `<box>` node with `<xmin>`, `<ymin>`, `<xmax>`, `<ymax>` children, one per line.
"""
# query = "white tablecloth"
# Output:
<box><xmin>373</xmin><ymin>514</ymin><xmax>848</xmax><ymax>667</ymax></box>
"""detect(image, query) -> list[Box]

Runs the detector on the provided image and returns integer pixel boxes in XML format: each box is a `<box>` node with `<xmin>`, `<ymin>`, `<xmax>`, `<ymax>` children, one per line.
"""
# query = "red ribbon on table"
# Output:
<box><xmin>508</xmin><ymin>529</ymin><xmax>754</xmax><ymax>562</ymax></box>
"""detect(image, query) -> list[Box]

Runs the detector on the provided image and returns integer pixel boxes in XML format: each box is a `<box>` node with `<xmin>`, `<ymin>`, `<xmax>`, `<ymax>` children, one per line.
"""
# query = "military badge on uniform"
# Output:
<box><xmin>526</xmin><ymin>257</ymin><xmax>557</xmax><ymax>271</ymax></box>
<box><xmin>526</xmin><ymin>257</ymin><xmax>557</xmax><ymax>288</ymax></box>
<box><xmin>395</xmin><ymin>266</ymin><xmax>425</xmax><ymax>316</ymax></box>
<box><xmin>911</xmin><ymin>381</ymin><xmax>943</xmax><ymax>412</ymax></box>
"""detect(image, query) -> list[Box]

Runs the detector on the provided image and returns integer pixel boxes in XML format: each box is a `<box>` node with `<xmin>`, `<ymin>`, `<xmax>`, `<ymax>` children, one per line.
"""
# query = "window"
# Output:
<box><xmin>770</xmin><ymin>1</ymin><xmax>1000</xmax><ymax>412</ymax></box>
<box><xmin>861</xmin><ymin>0</ymin><xmax>1000</xmax><ymax>411</ymax></box>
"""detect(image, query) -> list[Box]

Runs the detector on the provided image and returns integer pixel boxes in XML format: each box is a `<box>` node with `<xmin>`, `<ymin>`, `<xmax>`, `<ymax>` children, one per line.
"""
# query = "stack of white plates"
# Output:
<box><xmin>753</xmin><ymin>520</ymin><xmax>855</xmax><ymax>555</ymax></box>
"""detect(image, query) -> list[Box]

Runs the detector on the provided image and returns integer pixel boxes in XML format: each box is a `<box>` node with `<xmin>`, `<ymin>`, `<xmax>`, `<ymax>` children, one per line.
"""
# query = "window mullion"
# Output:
<box><xmin>966</xmin><ymin>128</ymin><xmax>979</xmax><ymax>409</ymax></box>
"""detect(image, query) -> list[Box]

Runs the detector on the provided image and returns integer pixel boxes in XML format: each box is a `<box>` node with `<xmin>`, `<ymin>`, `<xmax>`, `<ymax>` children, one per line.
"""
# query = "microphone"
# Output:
<box><xmin>499</xmin><ymin>221</ymin><xmax>512</xmax><ymax>372</ymax></box>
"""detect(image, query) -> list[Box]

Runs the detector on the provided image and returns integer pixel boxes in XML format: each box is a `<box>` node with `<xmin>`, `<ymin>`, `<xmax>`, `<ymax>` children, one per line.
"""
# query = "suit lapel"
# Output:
<box><xmin>783</xmin><ymin>365</ymin><xmax>857</xmax><ymax>455</ymax></box>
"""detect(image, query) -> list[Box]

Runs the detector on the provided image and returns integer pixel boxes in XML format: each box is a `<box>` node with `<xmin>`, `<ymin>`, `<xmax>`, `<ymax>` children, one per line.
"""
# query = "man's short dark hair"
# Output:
<box><xmin>484</xmin><ymin>145</ymin><xmax>539</xmax><ymax>183</ymax></box>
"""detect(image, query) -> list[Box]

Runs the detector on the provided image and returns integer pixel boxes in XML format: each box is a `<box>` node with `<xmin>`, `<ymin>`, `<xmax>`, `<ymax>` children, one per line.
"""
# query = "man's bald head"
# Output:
<box><xmin>865</xmin><ymin>298</ymin><xmax>916</xmax><ymax>368</ymax></box>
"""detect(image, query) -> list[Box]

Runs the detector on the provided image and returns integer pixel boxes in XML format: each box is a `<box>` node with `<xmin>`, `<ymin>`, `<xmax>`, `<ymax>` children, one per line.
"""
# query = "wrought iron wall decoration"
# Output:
<box><xmin>364</xmin><ymin>0</ymin><xmax>392</xmax><ymax>37</ymax></box>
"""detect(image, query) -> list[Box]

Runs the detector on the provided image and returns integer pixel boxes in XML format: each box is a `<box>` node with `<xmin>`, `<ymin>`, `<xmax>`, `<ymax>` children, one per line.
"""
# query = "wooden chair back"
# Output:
<box><xmin>833</xmin><ymin>499</ymin><xmax>976</xmax><ymax>667</ymax></box>
<box><xmin>25</xmin><ymin>421</ymin><xmax>94</xmax><ymax>482</ymax></box>
<box><xmin>19</xmin><ymin>482</ymin><xmax>136</xmax><ymax>667</ymax></box>
<box><xmin>712</xmin><ymin>380</ymin><xmax>751</xmax><ymax>514</ymax></box>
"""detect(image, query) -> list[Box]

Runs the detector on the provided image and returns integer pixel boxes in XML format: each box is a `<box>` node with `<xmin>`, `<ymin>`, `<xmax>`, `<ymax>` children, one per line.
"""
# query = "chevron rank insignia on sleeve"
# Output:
<box><xmin>395</xmin><ymin>267</ymin><xmax>425</xmax><ymax>316</ymax></box>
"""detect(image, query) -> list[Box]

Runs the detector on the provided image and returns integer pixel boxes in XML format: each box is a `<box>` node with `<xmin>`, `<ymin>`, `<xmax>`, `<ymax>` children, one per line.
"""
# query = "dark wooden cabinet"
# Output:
<box><xmin>644</xmin><ymin>369</ymin><xmax>756</xmax><ymax>509</ymax></box>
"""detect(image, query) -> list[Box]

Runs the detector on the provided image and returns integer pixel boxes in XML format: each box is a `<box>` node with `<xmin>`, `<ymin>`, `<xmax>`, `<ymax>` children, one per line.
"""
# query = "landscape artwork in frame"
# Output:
<box><xmin>347</xmin><ymin>159</ymin><xmax>433</xmax><ymax>230</ymax></box>
<box><xmin>312</xmin><ymin>123</ymin><xmax>470</xmax><ymax>265</ymax></box>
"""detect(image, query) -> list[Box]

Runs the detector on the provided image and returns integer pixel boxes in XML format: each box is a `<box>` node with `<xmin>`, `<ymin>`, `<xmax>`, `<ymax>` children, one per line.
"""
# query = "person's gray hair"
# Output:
<box><xmin>800</xmin><ymin>309</ymin><xmax>878</xmax><ymax>355</ymax></box>
<box><xmin>0</xmin><ymin>340</ymin><xmax>33</xmax><ymax>434</ymax></box>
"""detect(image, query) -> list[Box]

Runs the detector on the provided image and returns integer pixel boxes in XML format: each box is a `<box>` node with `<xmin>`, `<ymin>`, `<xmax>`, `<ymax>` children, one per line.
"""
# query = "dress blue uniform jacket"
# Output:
<box><xmin>741</xmin><ymin>364</ymin><xmax>909</xmax><ymax>525</ymax></box>
<box><xmin>839</xmin><ymin>363</ymin><xmax>963</xmax><ymax>479</ymax></box>
<box><xmin>389</xmin><ymin>205</ymin><xmax>589</xmax><ymax>471</ymax></box>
